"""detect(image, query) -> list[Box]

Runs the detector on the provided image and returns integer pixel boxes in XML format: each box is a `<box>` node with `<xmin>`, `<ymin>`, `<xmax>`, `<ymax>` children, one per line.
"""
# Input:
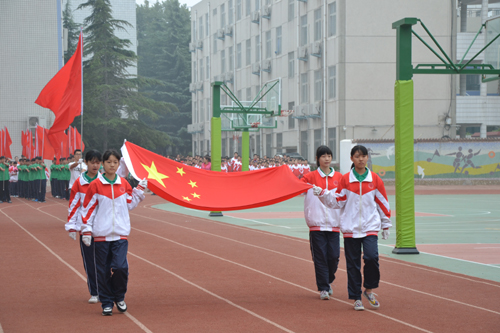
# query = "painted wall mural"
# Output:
<box><xmin>357</xmin><ymin>141</ymin><xmax>500</xmax><ymax>179</ymax></box>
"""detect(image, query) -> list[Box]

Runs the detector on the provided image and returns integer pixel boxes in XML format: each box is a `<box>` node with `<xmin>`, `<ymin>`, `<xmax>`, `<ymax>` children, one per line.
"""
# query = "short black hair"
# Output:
<box><xmin>74</xmin><ymin>149</ymin><xmax>82</xmax><ymax>155</ymax></box>
<box><xmin>103</xmin><ymin>149</ymin><xmax>121</xmax><ymax>162</ymax></box>
<box><xmin>350</xmin><ymin>145</ymin><xmax>369</xmax><ymax>170</ymax></box>
<box><xmin>315</xmin><ymin>145</ymin><xmax>333</xmax><ymax>167</ymax></box>
<box><xmin>85</xmin><ymin>149</ymin><xmax>102</xmax><ymax>163</ymax></box>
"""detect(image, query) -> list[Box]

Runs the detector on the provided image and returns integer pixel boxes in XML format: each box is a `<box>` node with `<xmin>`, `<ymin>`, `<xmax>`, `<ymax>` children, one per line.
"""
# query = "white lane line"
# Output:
<box><xmin>474</xmin><ymin>247</ymin><xmax>500</xmax><ymax>249</ymax></box>
<box><xmin>0</xmin><ymin>322</ymin><xmax>4</xmax><ymax>333</ymax></box>
<box><xmin>136</xmin><ymin>209</ymin><xmax>500</xmax><ymax>289</ymax></box>
<box><xmin>2</xmin><ymin>201</ymin><xmax>153</xmax><ymax>333</ymax></box>
<box><xmin>128</xmin><ymin>252</ymin><xmax>297</xmax><ymax>333</ymax></box>
<box><xmin>225</xmin><ymin>215</ymin><xmax>292</xmax><ymax>228</ymax></box>
<box><xmin>131</xmin><ymin>227</ymin><xmax>434</xmax><ymax>332</ymax></box>
<box><xmin>379</xmin><ymin>244</ymin><xmax>500</xmax><ymax>269</ymax></box>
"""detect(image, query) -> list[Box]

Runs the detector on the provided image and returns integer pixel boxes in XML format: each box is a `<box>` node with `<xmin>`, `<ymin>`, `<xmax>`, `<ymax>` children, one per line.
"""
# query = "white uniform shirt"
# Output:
<box><xmin>69</xmin><ymin>161</ymin><xmax>87</xmax><ymax>189</ymax></box>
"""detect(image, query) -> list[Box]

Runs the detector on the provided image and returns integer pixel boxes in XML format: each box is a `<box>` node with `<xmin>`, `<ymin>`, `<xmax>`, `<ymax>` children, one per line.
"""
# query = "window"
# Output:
<box><xmin>205</xmin><ymin>13</ymin><xmax>209</xmax><ymax>37</ymax></box>
<box><xmin>276</xmin><ymin>133</ymin><xmax>283</xmax><ymax>154</ymax></box>
<box><xmin>288</xmin><ymin>101</ymin><xmax>295</xmax><ymax>129</ymax></box>
<box><xmin>301</xmin><ymin>73</ymin><xmax>309</xmax><ymax>103</ymax></box>
<box><xmin>328</xmin><ymin>65</ymin><xmax>336</xmax><ymax>99</ymax></box>
<box><xmin>288</xmin><ymin>52</ymin><xmax>294</xmax><ymax>78</ymax></box>
<box><xmin>276</xmin><ymin>26</ymin><xmax>282</xmax><ymax>55</ymax></box>
<box><xmin>314</xmin><ymin>70</ymin><xmax>322</xmax><ymax>101</ymax></box>
<box><xmin>193</xmin><ymin>60</ymin><xmax>197</xmax><ymax>82</ymax></box>
<box><xmin>229</xmin><ymin>137</ymin><xmax>234</xmax><ymax>157</ymax></box>
<box><xmin>255</xmin><ymin>0</ymin><xmax>260</xmax><ymax>11</ymax></box>
<box><xmin>246</xmin><ymin>39</ymin><xmax>251</xmax><ymax>65</ymax></box>
<box><xmin>221</xmin><ymin>50</ymin><xmax>226</xmax><ymax>74</ymax></box>
<box><xmin>246</xmin><ymin>87</ymin><xmax>252</xmax><ymax>101</ymax></box>
<box><xmin>256</xmin><ymin>134</ymin><xmax>261</xmax><ymax>156</ymax></box>
<box><xmin>328</xmin><ymin>128</ymin><xmax>337</xmax><ymax>160</ymax></box>
<box><xmin>237</xmin><ymin>43</ymin><xmax>242</xmax><ymax>68</ymax></box>
<box><xmin>255</xmin><ymin>35</ymin><xmax>260</xmax><ymax>62</ymax></box>
<box><xmin>194</xmin><ymin>141</ymin><xmax>197</xmax><ymax>155</ymax></box>
<box><xmin>236</xmin><ymin>0</ymin><xmax>242</xmax><ymax>20</ymax></box>
<box><xmin>228</xmin><ymin>0</ymin><xmax>234</xmax><ymax>25</ymax></box>
<box><xmin>265</xmin><ymin>134</ymin><xmax>272</xmax><ymax>157</ymax></box>
<box><xmin>265</xmin><ymin>30</ymin><xmax>272</xmax><ymax>59</ymax></box>
<box><xmin>200</xmin><ymin>59</ymin><xmax>204</xmax><ymax>81</ymax></box>
<box><xmin>237</xmin><ymin>89</ymin><xmax>242</xmax><ymax>100</ymax></box>
<box><xmin>199</xmin><ymin>16</ymin><xmax>203</xmax><ymax>40</ymax></box>
<box><xmin>288</xmin><ymin>0</ymin><xmax>294</xmax><ymax>22</ymax></box>
<box><xmin>207</xmin><ymin>140</ymin><xmax>210</xmax><ymax>154</ymax></box>
<box><xmin>300</xmin><ymin>15</ymin><xmax>308</xmax><ymax>46</ymax></box>
<box><xmin>314</xmin><ymin>129</ymin><xmax>322</xmax><ymax>151</ymax></box>
<box><xmin>206</xmin><ymin>57</ymin><xmax>210</xmax><ymax>79</ymax></box>
<box><xmin>206</xmin><ymin>99</ymin><xmax>211</xmax><ymax>119</ymax></box>
<box><xmin>229</xmin><ymin>46</ymin><xmax>234</xmax><ymax>70</ymax></box>
<box><xmin>255</xmin><ymin>84</ymin><xmax>261</xmax><ymax>99</ymax></box>
<box><xmin>213</xmin><ymin>8</ymin><xmax>217</xmax><ymax>16</ymax></box>
<box><xmin>466</xmin><ymin>75</ymin><xmax>480</xmax><ymax>94</ymax></box>
<box><xmin>221</xmin><ymin>4</ymin><xmax>226</xmax><ymax>28</ymax></box>
<box><xmin>222</xmin><ymin>138</ymin><xmax>227</xmax><ymax>157</ymax></box>
<box><xmin>200</xmin><ymin>101</ymin><xmax>204</xmax><ymax>123</ymax></box>
<box><xmin>192</xmin><ymin>21</ymin><xmax>196</xmax><ymax>42</ymax></box>
<box><xmin>213</xmin><ymin>33</ymin><xmax>217</xmax><ymax>53</ymax></box>
<box><xmin>328</xmin><ymin>2</ymin><xmax>336</xmax><ymax>37</ymax></box>
<box><xmin>300</xmin><ymin>131</ymin><xmax>308</xmax><ymax>161</ymax></box>
<box><xmin>246</xmin><ymin>0</ymin><xmax>251</xmax><ymax>16</ymax></box>
<box><xmin>193</xmin><ymin>101</ymin><xmax>197</xmax><ymax>122</ymax></box>
<box><xmin>314</xmin><ymin>8</ymin><xmax>322</xmax><ymax>41</ymax></box>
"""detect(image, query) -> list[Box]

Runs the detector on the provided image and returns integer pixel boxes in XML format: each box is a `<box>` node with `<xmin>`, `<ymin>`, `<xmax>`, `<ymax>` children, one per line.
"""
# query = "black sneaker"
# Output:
<box><xmin>102</xmin><ymin>307</ymin><xmax>113</xmax><ymax>316</ymax></box>
<box><xmin>115</xmin><ymin>301</ymin><xmax>127</xmax><ymax>313</ymax></box>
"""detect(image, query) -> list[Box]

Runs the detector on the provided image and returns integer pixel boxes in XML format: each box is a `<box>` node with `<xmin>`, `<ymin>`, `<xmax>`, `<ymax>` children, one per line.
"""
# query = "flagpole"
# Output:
<box><xmin>80</xmin><ymin>28</ymin><xmax>83</xmax><ymax>154</ymax></box>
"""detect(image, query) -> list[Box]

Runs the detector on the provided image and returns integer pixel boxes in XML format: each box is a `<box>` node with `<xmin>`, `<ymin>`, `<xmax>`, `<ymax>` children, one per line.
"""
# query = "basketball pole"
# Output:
<box><xmin>242</xmin><ymin>129</ymin><xmax>249</xmax><ymax>171</ymax></box>
<box><xmin>209</xmin><ymin>81</ymin><xmax>223</xmax><ymax>217</ymax></box>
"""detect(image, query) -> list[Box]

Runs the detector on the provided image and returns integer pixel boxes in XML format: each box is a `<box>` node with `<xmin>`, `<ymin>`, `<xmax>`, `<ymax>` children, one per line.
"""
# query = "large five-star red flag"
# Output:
<box><xmin>121</xmin><ymin>141</ymin><xmax>312</xmax><ymax>211</ymax></box>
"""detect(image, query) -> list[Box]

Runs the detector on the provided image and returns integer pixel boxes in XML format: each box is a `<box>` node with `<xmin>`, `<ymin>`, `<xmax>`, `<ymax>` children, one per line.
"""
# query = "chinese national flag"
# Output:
<box><xmin>35</xmin><ymin>32</ymin><xmax>82</xmax><ymax>137</ymax></box>
<box><xmin>121</xmin><ymin>141</ymin><xmax>312</xmax><ymax>211</ymax></box>
<box><xmin>3</xmin><ymin>127</ymin><xmax>13</xmax><ymax>159</ymax></box>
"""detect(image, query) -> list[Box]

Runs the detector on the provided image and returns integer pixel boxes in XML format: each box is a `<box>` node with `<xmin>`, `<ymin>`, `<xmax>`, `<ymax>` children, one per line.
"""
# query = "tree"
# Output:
<box><xmin>62</xmin><ymin>0</ymin><xmax>81</xmax><ymax>64</ymax></box>
<box><xmin>76</xmin><ymin>0</ymin><xmax>177</xmax><ymax>153</ymax></box>
<box><xmin>136</xmin><ymin>0</ymin><xmax>192</xmax><ymax>155</ymax></box>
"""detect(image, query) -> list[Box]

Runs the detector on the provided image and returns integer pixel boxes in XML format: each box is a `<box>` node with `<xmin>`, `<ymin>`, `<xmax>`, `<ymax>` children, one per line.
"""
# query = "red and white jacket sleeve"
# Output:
<box><xmin>127</xmin><ymin>181</ymin><xmax>145</xmax><ymax>210</ymax></box>
<box><xmin>317</xmin><ymin>178</ymin><xmax>347</xmax><ymax>210</ymax></box>
<box><xmin>374</xmin><ymin>177</ymin><xmax>392</xmax><ymax>230</ymax></box>
<box><xmin>65</xmin><ymin>183</ymin><xmax>82</xmax><ymax>232</ymax></box>
<box><xmin>81</xmin><ymin>182</ymin><xmax>98</xmax><ymax>235</ymax></box>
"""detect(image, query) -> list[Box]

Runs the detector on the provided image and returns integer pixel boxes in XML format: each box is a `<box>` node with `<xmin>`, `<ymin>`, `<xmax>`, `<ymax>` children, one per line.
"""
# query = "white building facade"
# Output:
<box><xmin>189</xmin><ymin>0</ymin><xmax>456</xmax><ymax>162</ymax></box>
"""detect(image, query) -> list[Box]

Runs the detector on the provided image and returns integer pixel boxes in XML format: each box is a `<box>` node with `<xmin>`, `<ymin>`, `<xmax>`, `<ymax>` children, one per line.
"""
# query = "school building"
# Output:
<box><xmin>188</xmin><ymin>0</ymin><xmax>500</xmax><ymax>162</ymax></box>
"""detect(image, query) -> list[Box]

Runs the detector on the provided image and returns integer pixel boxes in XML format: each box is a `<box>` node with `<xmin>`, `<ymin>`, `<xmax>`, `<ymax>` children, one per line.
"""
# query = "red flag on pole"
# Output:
<box><xmin>73</xmin><ymin>126</ymin><xmax>85</xmax><ymax>151</ymax></box>
<box><xmin>0</xmin><ymin>129</ymin><xmax>3</xmax><ymax>156</ymax></box>
<box><xmin>35</xmin><ymin>32</ymin><xmax>83</xmax><ymax>157</ymax></box>
<box><xmin>36</xmin><ymin>126</ymin><xmax>55</xmax><ymax>160</ymax></box>
<box><xmin>121</xmin><ymin>141</ymin><xmax>312</xmax><ymax>211</ymax></box>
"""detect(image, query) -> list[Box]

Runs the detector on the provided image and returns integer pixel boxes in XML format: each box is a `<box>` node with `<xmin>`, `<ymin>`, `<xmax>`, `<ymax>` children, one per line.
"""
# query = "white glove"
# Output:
<box><xmin>82</xmin><ymin>235</ymin><xmax>92</xmax><ymax>247</ymax></box>
<box><xmin>78</xmin><ymin>159</ymin><xmax>83</xmax><ymax>164</ymax></box>
<box><xmin>312</xmin><ymin>185</ymin><xmax>323</xmax><ymax>196</ymax></box>
<box><xmin>137</xmin><ymin>178</ymin><xmax>148</xmax><ymax>191</ymax></box>
<box><xmin>382</xmin><ymin>229</ymin><xmax>390</xmax><ymax>240</ymax></box>
<box><xmin>68</xmin><ymin>232</ymin><xmax>77</xmax><ymax>240</ymax></box>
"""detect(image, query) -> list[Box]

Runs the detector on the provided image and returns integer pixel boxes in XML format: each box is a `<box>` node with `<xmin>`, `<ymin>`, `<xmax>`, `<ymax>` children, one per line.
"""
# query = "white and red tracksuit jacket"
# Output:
<box><xmin>301</xmin><ymin>168</ymin><xmax>342</xmax><ymax>232</ymax></box>
<box><xmin>318</xmin><ymin>169</ymin><xmax>391</xmax><ymax>238</ymax></box>
<box><xmin>81</xmin><ymin>173</ymin><xmax>145</xmax><ymax>242</ymax></box>
<box><xmin>65</xmin><ymin>174</ymin><xmax>93</xmax><ymax>233</ymax></box>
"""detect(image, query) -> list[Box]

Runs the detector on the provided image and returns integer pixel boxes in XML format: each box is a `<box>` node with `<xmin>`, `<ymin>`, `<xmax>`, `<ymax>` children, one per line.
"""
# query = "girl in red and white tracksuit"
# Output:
<box><xmin>314</xmin><ymin>145</ymin><xmax>391</xmax><ymax>311</ymax></box>
<box><xmin>81</xmin><ymin>149</ymin><xmax>146</xmax><ymax>316</ymax></box>
<box><xmin>65</xmin><ymin>149</ymin><xmax>103</xmax><ymax>304</ymax></box>
<box><xmin>301</xmin><ymin>145</ymin><xmax>342</xmax><ymax>300</ymax></box>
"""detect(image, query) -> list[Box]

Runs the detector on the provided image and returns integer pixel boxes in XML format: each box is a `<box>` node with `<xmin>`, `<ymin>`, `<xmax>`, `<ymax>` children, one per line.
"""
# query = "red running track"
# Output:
<box><xmin>0</xmin><ymin>195</ymin><xmax>499</xmax><ymax>332</ymax></box>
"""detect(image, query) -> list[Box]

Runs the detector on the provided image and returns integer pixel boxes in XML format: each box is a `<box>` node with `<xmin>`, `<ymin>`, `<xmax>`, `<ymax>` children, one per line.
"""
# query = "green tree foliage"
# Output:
<box><xmin>62</xmin><ymin>0</ymin><xmax>81</xmax><ymax>63</ymax></box>
<box><xmin>137</xmin><ymin>0</ymin><xmax>192</xmax><ymax>155</ymax></box>
<box><xmin>76</xmin><ymin>0</ymin><xmax>177</xmax><ymax>153</ymax></box>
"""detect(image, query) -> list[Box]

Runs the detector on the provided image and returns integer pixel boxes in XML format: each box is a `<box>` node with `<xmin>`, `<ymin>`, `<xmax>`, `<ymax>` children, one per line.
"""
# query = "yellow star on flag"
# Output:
<box><xmin>182</xmin><ymin>196</ymin><xmax>192</xmax><ymax>202</ymax></box>
<box><xmin>177</xmin><ymin>167</ymin><xmax>186</xmax><ymax>176</ymax></box>
<box><xmin>191</xmin><ymin>192</ymin><xmax>200</xmax><ymax>199</ymax></box>
<box><xmin>142</xmin><ymin>161</ymin><xmax>169</xmax><ymax>188</ymax></box>
<box><xmin>188</xmin><ymin>180</ymin><xmax>198</xmax><ymax>188</ymax></box>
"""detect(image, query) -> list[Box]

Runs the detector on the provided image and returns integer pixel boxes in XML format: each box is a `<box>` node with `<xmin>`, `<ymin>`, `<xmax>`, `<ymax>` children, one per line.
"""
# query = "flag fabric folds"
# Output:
<box><xmin>1</xmin><ymin>127</ymin><xmax>13</xmax><ymax>159</ymax></box>
<box><xmin>121</xmin><ymin>141</ymin><xmax>312</xmax><ymax>211</ymax></box>
<box><xmin>36</xmin><ymin>126</ymin><xmax>55</xmax><ymax>160</ymax></box>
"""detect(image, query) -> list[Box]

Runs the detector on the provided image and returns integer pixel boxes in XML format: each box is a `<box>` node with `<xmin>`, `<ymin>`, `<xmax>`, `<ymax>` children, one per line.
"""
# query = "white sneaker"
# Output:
<box><xmin>116</xmin><ymin>300</ymin><xmax>127</xmax><ymax>312</ymax></box>
<box><xmin>354</xmin><ymin>300</ymin><xmax>364</xmax><ymax>311</ymax></box>
<box><xmin>329</xmin><ymin>287</ymin><xmax>333</xmax><ymax>296</ymax></box>
<box><xmin>320</xmin><ymin>290</ymin><xmax>330</xmax><ymax>300</ymax></box>
<box><xmin>88</xmin><ymin>295</ymin><xmax>99</xmax><ymax>304</ymax></box>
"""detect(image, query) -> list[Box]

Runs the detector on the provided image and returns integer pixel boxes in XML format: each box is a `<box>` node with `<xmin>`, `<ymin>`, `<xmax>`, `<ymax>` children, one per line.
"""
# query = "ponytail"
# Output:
<box><xmin>350</xmin><ymin>163</ymin><xmax>355</xmax><ymax>170</ymax></box>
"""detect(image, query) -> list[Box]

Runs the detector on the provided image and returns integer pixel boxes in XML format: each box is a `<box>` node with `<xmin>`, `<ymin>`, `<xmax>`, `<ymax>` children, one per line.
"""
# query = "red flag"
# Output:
<box><xmin>2</xmin><ymin>127</ymin><xmax>12</xmax><ymax>159</ymax></box>
<box><xmin>121</xmin><ymin>141</ymin><xmax>312</xmax><ymax>211</ymax></box>
<box><xmin>35</xmin><ymin>32</ymin><xmax>82</xmax><ymax>136</ymax></box>
<box><xmin>49</xmin><ymin>131</ymin><xmax>69</xmax><ymax>161</ymax></box>
<box><xmin>36</xmin><ymin>126</ymin><xmax>55</xmax><ymax>160</ymax></box>
<box><xmin>21</xmin><ymin>131</ymin><xmax>26</xmax><ymax>157</ymax></box>
<box><xmin>73</xmin><ymin>127</ymin><xmax>85</xmax><ymax>151</ymax></box>
<box><xmin>0</xmin><ymin>129</ymin><xmax>3</xmax><ymax>156</ymax></box>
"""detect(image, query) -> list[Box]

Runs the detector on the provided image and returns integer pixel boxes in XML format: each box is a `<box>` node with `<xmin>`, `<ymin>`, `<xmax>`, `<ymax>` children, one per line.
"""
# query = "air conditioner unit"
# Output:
<box><xmin>216</xmin><ymin>29</ymin><xmax>225</xmax><ymax>40</ymax></box>
<box><xmin>312</xmin><ymin>102</ymin><xmax>322</xmax><ymax>117</ymax></box>
<box><xmin>262</xmin><ymin>6</ymin><xmax>271</xmax><ymax>19</ymax></box>
<box><xmin>298</xmin><ymin>105</ymin><xmax>308</xmax><ymax>116</ymax></box>
<box><xmin>251</xmin><ymin>11</ymin><xmax>260</xmax><ymax>24</ymax></box>
<box><xmin>251</xmin><ymin>62</ymin><xmax>261</xmax><ymax>75</ymax></box>
<box><xmin>298</xmin><ymin>46</ymin><xmax>308</xmax><ymax>61</ymax></box>
<box><xmin>189</xmin><ymin>43</ymin><xmax>196</xmax><ymax>52</ymax></box>
<box><xmin>262</xmin><ymin>59</ymin><xmax>271</xmax><ymax>73</ymax></box>
<box><xmin>196</xmin><ymin>40</ymin><xmax>203</xmax><ymax>50</ymax></box>
<box><xmin>213</xmin><ymin>75</ymin><xmax>221</xmax><ymax>82</ymax></box>
<box><xmin>311</xmin><ymin>41</ymin><xmax>321</xmax><ymax>58</ymax></box>
<box><xmin>224</xmin><ymin>71</ymin><xmax>234</xmax><ymax>83</ymax></box>
<box><xmin>224</xmin><ymin>25</ymin><xmax>233</xmax><ymax>37</ymax></box>
<box><xmin>196</xmin><ymin>81</ymin><xmax>204</xmax><ymax>91</ymax></box>
<box><xmin>189</xmin><ymin>83</ymin><xmax>196</xmax><ymax>92</ymax></box>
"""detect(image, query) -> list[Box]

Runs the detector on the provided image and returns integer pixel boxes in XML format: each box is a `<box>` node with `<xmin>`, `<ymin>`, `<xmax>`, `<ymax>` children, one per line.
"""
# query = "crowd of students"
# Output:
<box><xmin>169</xmin><ymin>152</ymin><xmax>312</xmax><ymax>177</ymax></box>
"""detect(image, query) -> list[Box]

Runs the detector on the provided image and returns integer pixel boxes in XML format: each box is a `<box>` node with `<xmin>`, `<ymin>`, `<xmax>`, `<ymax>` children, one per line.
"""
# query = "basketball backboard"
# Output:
<box><xmin>483</xmin><ymin>15</ymin><xmax>500</xmax><ymax>82</ymax></box>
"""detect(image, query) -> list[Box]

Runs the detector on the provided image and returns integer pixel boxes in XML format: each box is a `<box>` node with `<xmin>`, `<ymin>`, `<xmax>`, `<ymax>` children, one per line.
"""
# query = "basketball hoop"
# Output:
<box><xmin>279</xmin><ymin>110</ymin><xmax>294</xmax><ymax>117</ymax></box>
<box><xmin>250</xmin><ymin>122</ymin><xmax>261</xmax><ymax>128</ymax></box>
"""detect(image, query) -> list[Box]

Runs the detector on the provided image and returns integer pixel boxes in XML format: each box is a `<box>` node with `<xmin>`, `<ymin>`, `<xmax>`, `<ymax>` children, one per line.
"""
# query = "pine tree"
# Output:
<box><xmin>62</xmin><ymin>0</ymin><xmax>80</xmax><ymax>64</ymax></box>
<box><xmin>77</xmin><ymin>0</ymin><xmax>176</xmax><ymax>152</ymax></box>
<box><xmin>137</xmin><ymin>0</ymin><xmax>192</xmax><ymax>155</ymax></box>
